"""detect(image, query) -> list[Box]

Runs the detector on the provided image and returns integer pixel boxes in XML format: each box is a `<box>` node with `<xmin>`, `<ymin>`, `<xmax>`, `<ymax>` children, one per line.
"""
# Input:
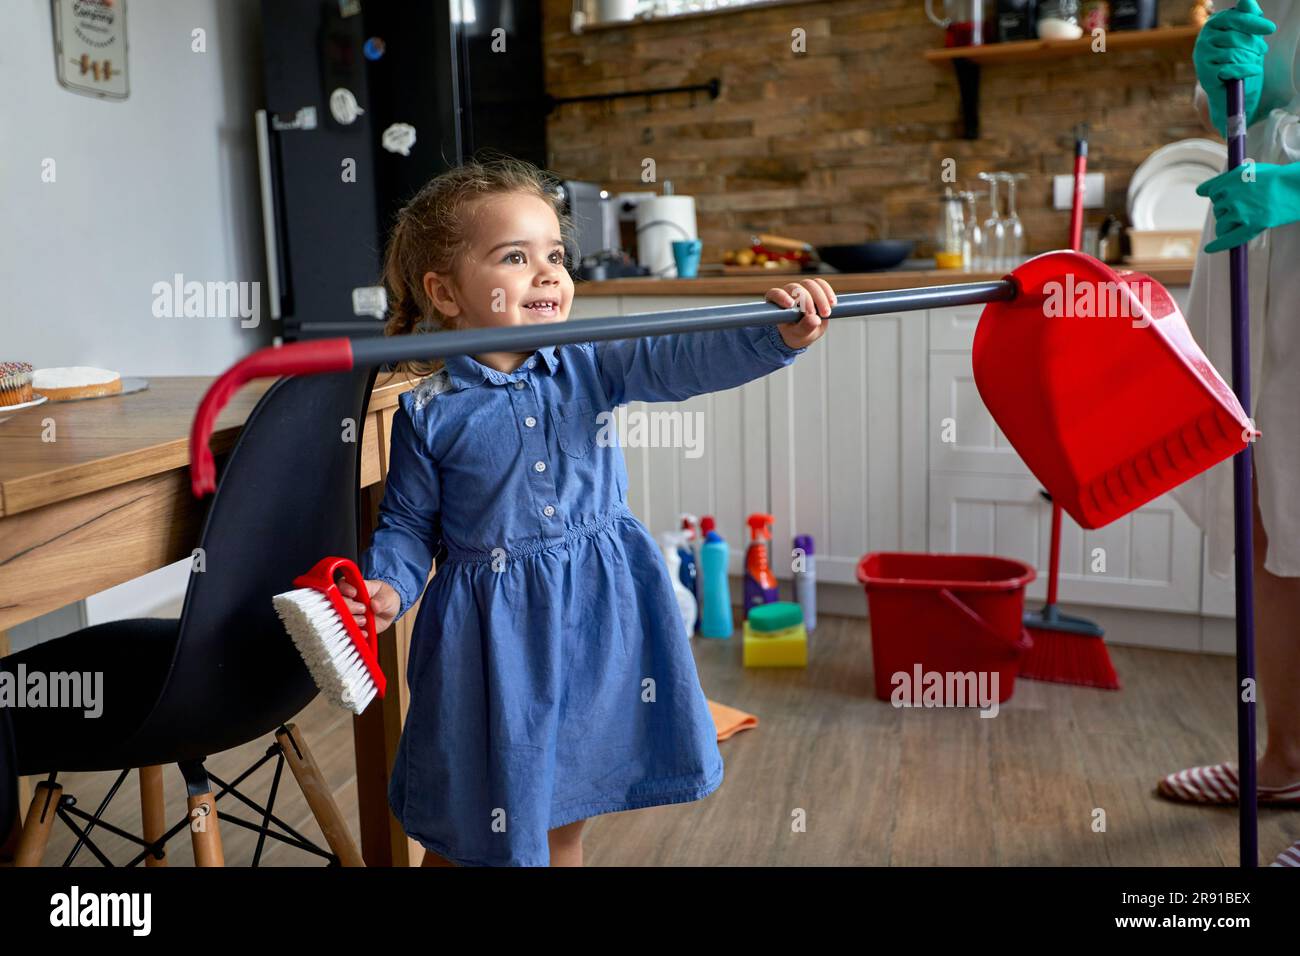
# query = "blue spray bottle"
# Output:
<box><xmin>700</xmin><ymin>528</ymin><xmax>733</xmax><ymax>639</ymax></box>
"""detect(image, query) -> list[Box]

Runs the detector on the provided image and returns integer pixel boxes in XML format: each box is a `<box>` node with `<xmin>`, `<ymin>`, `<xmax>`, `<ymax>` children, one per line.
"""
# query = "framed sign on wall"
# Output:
<box><xmin>53</xmin><ymin>0</ymin><xmax>129</xmax><ymax>100</ymax></box>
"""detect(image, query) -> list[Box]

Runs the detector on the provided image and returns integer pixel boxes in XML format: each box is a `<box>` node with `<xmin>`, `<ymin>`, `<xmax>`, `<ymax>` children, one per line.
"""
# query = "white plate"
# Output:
<box><xmin>1128</xmin><ymin>139</ymin><xmax>1227</xmax><ymax>217</ymax></box>
<box><xmin>0</xmin><ymin>394</ymin><xmax>48</xmax><ymax>424</ymax></box>
<box><xmin>1131</xmin><ymin>162</ymin><xmax>1218</xmax><ymax>230</ymax></box>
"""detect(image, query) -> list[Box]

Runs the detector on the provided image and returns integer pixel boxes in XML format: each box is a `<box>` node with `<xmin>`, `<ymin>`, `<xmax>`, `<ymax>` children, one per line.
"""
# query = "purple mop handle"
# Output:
<box><xmin>1225</xmin><ymin>76</ymin><xmax>1258</xmax><ymax>868</ymax></box>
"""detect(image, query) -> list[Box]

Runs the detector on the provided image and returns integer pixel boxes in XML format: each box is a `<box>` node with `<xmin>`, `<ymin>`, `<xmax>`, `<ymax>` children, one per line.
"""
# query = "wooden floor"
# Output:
<box><xmin>28</xmin><ymin>609</ymin><xmax>1295</xmax><ymax>867</ymax></box>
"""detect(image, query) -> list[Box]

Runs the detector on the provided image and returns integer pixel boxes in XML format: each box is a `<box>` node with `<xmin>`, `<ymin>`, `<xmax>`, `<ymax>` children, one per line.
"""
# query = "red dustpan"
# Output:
<box><xmin>973</xmin><ymin>250</ymin><xmax>1256</xmax><ymax>530</ymax></box>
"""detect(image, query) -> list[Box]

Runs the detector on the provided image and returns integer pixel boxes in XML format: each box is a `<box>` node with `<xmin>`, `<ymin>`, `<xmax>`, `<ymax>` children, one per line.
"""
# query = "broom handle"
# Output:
<box><xmin>347</xmin><ymin>279</ymin><xmax>1016</xmax><ymax>367</ymax></box>
<box><xmin>191</xmin><ymin>278</ymin><xmax>1016</xmax><ymax>495</ymax></box>
<box><xmin>1047</xmin><ymin>504</ymin><xmax>1062</xmax><ymax>607</ymax></box>
<box><xmin>1225</xmin><ymin>76</ymin><xmax>1258</xmax><ymax>868</ymax></box>
<box><xmin>1044</xmin><ymin>126</ymin><xmax>1090</xmax><ymax>610</ymax></box>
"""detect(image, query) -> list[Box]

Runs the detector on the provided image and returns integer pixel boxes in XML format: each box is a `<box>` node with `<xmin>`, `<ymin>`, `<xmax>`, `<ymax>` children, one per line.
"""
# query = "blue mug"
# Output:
<box><xmin>672</xmin><ymin>239</ymin><xmax>703</xmax><ymax>278</ymax></box>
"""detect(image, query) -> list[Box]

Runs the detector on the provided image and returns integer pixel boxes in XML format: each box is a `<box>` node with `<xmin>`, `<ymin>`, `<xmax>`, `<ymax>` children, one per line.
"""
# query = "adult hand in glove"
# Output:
<box><xmin>1197</xmin><ymin>161</ymin><xmax>1300</xmax><ymax>252</ymax></box>
<box><xmin>1193</xmin><ymin>0</ymin><xmax>1276</xmax><ymax>139</ymax></box>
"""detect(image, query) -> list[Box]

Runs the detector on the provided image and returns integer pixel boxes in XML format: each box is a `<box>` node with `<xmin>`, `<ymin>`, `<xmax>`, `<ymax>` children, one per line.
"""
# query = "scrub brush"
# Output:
<box><xmin>272</xmin><ymin>556</ymin><xmax>387</xmax><ymax>715</ymax></box>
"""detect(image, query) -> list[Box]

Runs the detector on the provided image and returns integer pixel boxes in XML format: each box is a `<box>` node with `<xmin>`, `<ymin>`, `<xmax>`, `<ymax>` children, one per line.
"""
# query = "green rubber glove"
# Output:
<box><xmin>1196</xmin><ymin>161</ymin><xmax>1300</xmax><ymax>252</ymax></box>
<box><xmin>1192</xmin><ymin>0</ymin><xmax>1276</xmax><ymax>138</ymax></box>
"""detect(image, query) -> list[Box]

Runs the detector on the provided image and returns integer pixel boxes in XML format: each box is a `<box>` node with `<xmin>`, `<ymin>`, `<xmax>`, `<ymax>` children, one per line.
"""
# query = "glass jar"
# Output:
<box><xmin>935</xmin><ymin>188</ymin><xmax>966</xmax><ymax>270</ymax></box>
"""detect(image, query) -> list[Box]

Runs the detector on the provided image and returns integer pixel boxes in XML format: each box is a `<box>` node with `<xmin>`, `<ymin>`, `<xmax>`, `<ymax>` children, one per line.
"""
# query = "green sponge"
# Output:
<box><xmin>747</xmin><ymin>601</ymin><xmax>804</xmax><ymax>633</ymax></box>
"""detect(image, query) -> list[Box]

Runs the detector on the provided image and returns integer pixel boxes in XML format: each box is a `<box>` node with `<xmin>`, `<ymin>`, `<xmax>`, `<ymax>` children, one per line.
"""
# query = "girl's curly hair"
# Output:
<box><xmin>381</xmin><ymin>153</ymin><xmax>575</xmax><ymax>382</ymax></box>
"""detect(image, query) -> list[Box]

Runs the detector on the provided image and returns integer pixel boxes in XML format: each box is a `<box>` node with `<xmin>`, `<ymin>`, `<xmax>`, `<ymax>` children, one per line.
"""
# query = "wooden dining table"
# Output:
<box><xmin>0</xmin><ymin>374</ymin><xmax>429</xmax><ymax>867</ymax></box>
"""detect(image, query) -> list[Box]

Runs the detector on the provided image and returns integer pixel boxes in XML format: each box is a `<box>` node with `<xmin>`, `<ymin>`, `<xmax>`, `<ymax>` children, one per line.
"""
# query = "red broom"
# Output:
<box><xmin>1019</xmin><ymin>123</ymin><xmax>1121</xmax><ymax>690</ymax></box>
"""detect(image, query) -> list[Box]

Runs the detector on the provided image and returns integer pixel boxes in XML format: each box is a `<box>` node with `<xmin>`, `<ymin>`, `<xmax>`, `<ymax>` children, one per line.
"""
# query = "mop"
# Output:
<box><xmin>1224</xmin><ymin>76</ymin><xmax>1260</xmax><ymax>867</ymax></box>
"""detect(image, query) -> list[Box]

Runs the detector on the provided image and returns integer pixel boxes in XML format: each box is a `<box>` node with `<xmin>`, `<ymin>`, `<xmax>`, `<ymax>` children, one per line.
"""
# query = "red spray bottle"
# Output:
<box><xmin>743</xmin><ymin>513</ymin><xmax>780</xmax><ymax>616</ymax></box>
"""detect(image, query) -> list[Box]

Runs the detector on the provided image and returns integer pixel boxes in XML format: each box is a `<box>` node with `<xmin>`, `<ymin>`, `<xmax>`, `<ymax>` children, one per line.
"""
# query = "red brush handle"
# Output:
<box><xmin>1069</xmin><ymin>152</ymin><xmax>1087</xmax><ymax>253</ymax></box>
<box><xmin>1047</xmin><ymin>133</ymin><xmax>1089</xmax><ymax>607</ymax></box>
<box><xmin>293</xmin><ymin>555</ymin><xmax>385</xmax><ymax>699</ymax></box>
<box><xmin>1047</xmin><ymin>501</ymin><xmax>1062</xmax><ymax>606</ymax></box>
<box><xmin>189</xmin><ymin>338</ymin><xmax>355</xmax><ymax>498</ymax></box>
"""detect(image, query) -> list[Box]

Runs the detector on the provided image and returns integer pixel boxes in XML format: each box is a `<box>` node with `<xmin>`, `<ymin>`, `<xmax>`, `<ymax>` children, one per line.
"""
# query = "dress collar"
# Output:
<box><xmin>441</xmin><ymin>344</ymin><xmax>561</xmax><ymax>390</ymax></box>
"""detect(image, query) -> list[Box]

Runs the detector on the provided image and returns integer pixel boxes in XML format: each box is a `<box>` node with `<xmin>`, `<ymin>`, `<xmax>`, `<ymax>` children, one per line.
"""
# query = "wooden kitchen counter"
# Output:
<box><xmin>573</xmin><ymin>261</ymin><xmax>1194</xmax><ymax>297</ymax></box>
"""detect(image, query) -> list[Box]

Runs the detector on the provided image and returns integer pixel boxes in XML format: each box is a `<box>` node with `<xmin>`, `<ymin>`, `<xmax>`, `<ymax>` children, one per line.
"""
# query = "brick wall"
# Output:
<box><xmin>542</xmin><ymin>0</ymin><xmax>1205</xmax><ymax>260</ymax></box>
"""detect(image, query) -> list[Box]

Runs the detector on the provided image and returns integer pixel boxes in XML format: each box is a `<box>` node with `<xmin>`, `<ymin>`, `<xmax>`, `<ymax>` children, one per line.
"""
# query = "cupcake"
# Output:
<box><xmin>0</xmin><ymin>361</ymin><xmax>34</xmax><ymax>408</ymax></box>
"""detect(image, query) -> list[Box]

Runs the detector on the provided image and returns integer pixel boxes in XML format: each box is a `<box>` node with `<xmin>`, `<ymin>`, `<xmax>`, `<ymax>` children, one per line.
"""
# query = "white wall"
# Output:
<box><xmin>2</xmin><ymin>0</ymin><xmax>268</xmax><ymax>641</ymax></box>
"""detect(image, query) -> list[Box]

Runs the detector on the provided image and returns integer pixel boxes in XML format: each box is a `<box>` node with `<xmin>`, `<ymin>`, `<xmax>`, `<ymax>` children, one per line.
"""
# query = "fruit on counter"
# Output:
<box><xmin>721</xmin><ymin>244</ymin><xmax>813</xmax><ymax>267</ymax></box>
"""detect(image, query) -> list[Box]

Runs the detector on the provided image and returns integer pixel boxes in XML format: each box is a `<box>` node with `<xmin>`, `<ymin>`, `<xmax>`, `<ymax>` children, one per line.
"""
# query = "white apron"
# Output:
<box><xmin>1171</xmin><ymin>0</ymin><xmax>1300</xmax><ymax>578</ymax></box>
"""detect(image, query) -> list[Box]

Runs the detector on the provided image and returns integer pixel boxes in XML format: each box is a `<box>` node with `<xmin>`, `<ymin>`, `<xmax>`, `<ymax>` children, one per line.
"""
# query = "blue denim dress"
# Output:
<box><xmin>361</xmin><ymin>322</ymin><xmax>806</xmax><ymax>865</ymax></box>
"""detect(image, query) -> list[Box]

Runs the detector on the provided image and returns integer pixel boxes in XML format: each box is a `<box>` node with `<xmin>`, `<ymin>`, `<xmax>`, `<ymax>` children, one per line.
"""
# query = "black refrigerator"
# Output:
<box><xmin>257</xmin><ymin>0</ymin><xmax>548</xmax><ymax>340</ymax></box>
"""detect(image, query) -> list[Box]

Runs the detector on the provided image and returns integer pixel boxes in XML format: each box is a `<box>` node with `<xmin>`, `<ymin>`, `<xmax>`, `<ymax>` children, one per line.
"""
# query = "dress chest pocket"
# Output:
<box><xmin>552</xmin><ymin>398</ymin><xmax>597</xmax><ymax>460</ymax></box>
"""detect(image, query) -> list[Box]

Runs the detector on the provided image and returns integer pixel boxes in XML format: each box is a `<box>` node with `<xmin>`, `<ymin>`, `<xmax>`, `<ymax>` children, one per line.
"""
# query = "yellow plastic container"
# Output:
<box><xmin>742</xmin><ymin>619</ymin><xmax>808</xmax><ymax>668</ymax></box>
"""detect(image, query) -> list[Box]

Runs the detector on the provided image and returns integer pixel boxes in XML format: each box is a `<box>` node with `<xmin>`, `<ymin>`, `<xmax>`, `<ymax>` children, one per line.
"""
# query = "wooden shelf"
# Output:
<box><xmin>923</xmin><ymin>25</ymin><xmax>1201</xmax><ymax>140</ymax></box>
<box><xmin>923</xmin><ymin>24</ymin><xmax>1200</xmax><ymax>63</ymax></box>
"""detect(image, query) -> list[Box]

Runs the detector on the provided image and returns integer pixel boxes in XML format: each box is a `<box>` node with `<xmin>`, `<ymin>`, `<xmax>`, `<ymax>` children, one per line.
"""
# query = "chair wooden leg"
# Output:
<box><xmin>139</xmin><ymin>765</ymin><xmax>167</xmax><ymax>866</ymax></box>
<box><xmin>186</xmin><ymin>788</ymin><xmax>224</xmax><ymax>866</ymax></box>
<box><xmin>14</xmin><ymin>782</ymin><xmax>61</xmax><ymax>867</ymax></box>
<box><xmin>276</xmin><ymin>723</ymin><xmax>364</xmax><ymax>867</ymax></box>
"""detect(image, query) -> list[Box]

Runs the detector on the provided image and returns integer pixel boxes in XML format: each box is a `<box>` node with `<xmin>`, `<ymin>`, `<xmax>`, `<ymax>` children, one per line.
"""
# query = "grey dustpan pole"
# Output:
<box><xmin>1225</xmin><ymin>78</ymin><xmax>1259</xmax><ymax>867</ymax></box>
<box><xmin>349</xmin><ymin>280</ymin><xmax>1016</xmax><ymax>368</ymax></box>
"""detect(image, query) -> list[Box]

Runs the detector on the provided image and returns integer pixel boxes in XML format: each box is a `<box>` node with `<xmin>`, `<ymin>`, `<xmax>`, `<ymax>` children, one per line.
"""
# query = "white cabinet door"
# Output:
<box><xmin>926</xmin><ymin>301</ymin><xmax>1204</xmax><ymax>614</ymax></box>
<box><xmin>929</xmin><ymin>352</ymin><xmax>1034</xmax><ymax>477</ymax></box>
<box><xmin>769</xmin><ymin>309</ymin><xmax>928</xmax><ymax>585</ymax></box>
<box><xmin>612</xmin><ymin>297</ymin><xmax>771</xmax><ymax>570</ymax></box>
<box><xmin>608</xmin><ymin>296</ymin><xmax>927</xmax><ymax>586</ymax></box>
<box><xmin>929</xmin><ymin>473</ymin><xmax>1203</xmax><ymax>612</ymax></box>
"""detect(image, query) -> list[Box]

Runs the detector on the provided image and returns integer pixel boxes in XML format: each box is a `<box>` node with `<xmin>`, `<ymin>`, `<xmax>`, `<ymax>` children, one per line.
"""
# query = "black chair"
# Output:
<box><xmin>0</xmin><ymin>365</ymin><xmax>379</xmax><ymax>866</ymax></box>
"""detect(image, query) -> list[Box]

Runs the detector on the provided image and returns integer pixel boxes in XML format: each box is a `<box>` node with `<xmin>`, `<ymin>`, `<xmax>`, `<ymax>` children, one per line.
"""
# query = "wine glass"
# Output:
<box><xmin>959</xmin><ymin>190</ymin><xmax>984</xmax><ymax>272</ymax></box>
<box><xmin>999</xmin><ymin>172</ymin><xmax>1027</xmax><ymax>269</ymax></box>
<box><xmin>977</xmin><ymin>172</ymin><xmax>1005</xmax><ymax>272</ymax></box>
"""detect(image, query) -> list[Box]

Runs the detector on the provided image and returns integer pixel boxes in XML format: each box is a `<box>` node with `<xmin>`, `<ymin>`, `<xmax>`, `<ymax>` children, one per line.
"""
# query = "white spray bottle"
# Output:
<box><xmin>659</xmin><ymin>529</ymin><xmax>698</xmax><ymax>640</ymax></box>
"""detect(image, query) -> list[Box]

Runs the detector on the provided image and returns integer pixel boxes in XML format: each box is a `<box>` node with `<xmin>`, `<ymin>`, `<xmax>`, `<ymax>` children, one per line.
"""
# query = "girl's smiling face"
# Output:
<box><xmin>423</xmin><ymin>192</ymin><xmax>574</xmax><ymax>332</ymax></box>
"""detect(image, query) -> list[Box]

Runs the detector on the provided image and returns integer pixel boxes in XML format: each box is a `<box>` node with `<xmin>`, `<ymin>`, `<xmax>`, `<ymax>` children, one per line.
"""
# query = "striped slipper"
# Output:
<box><xmin>1157</xmin><ymin>763</ymin><xmax>1300</xmax><ymax>806</ymax></box>
<box><xmin>1272</xmin><ymin>841</ymin><xmax>1300</xmax><ymax>867</ymax></box>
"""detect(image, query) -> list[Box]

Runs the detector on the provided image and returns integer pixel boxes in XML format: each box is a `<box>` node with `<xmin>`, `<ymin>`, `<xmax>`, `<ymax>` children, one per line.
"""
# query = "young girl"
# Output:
<box><xmin>339</xmin><ymin>157</ymin><xmax>833</xmax><ymax>867</ymax></box>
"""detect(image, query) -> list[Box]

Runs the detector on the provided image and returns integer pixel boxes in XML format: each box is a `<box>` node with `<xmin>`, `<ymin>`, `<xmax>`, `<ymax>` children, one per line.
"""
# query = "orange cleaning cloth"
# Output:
<box><xmin>708</xmin><ymin>699</ymin><xmax>758</xmax><ymax>741</ymax></box>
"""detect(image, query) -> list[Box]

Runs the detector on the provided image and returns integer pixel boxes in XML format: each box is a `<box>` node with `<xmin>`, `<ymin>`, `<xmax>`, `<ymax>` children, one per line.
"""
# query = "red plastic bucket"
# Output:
<box><xmin>856</xmin><ymin>552</ymin><xmax>1036</xmax><ymax>705</ymax></box>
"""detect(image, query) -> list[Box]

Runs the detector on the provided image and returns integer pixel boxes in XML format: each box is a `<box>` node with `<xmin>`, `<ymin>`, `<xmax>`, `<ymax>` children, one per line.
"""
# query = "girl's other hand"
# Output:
<box><xmin>767</xmin><ymin>277</ymin><xmax>835</xmax><ymax>350</ymax></box>
<box><xmin>337</xmin><ymin>577</ymin><xmax>400</xmax><ymax>637</ymax></box>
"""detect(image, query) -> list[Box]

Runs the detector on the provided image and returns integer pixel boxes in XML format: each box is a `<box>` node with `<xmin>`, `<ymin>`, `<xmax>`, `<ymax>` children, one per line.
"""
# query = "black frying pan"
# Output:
<box><xmin>753</xmin><ymin>231</ymin><xmax>915</xmax><ymax>273</ymax></box>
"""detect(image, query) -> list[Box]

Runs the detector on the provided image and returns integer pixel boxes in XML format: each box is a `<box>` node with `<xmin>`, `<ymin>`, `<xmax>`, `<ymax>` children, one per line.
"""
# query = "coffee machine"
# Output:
<box><xmin>550</xmin><ymin>179</ymin><xmax>649</xmax><ymax>281</ymax></box>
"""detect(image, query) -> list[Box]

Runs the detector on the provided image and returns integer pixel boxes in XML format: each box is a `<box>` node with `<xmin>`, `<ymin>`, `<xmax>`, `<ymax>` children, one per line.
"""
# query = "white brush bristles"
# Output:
<box><xmin>273</xmin><ymin>588</ymin><xmax>379</xmax><ymax>715</ymax></box>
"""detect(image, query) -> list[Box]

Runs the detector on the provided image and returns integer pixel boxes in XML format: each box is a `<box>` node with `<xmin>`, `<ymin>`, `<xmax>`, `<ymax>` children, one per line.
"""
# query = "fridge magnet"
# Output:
<box><xmin>381</xmin><ymin>122</ymin><xmax>417</xmax><ymax>156</ymax></box>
